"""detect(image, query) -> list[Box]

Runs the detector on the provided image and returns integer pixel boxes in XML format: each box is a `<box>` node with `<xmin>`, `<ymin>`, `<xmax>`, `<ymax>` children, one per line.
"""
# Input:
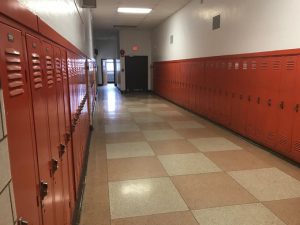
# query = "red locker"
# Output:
<box><xmin>261</xmin><ymin>58</ymin><xmax>281</xmax><ymax>148</ymax></box>
<box><xmin>42</xmin><ymin>41</ymin><xmax>66</xmax><ymax>225</ymax></box>
<box><xmin>0</xmin><ymin>22</ymin><xmax>41</xmax><ymax>225</ymax></box>
<box><xmin>274</xmin><ymin>56</ymin><xmax>298</xmax><ymax>156</ymax></box>
<box><xmin>25</xmin><ymin>34</ymin><xmax>55</xmax><ymax>225</ymax></box>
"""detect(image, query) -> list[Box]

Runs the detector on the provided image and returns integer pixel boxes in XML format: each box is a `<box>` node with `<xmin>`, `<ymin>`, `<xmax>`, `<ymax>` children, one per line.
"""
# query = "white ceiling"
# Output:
<box><xmin>92</xmin><ymin>0</ymin><xmax>191</xmax><ymax>30</ymax></box>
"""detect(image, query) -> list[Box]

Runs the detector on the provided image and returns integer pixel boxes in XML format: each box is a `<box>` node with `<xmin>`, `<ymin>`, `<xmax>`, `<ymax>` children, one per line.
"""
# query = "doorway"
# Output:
<box><xmin>101</xmin><ymin>59</ymin><xmax>116</xmax><ymax>85</ymax></box>
<box><xmin>125</xmin><ymin>56</ymin><xmax>148</xmax><ymax>92</ymax></box>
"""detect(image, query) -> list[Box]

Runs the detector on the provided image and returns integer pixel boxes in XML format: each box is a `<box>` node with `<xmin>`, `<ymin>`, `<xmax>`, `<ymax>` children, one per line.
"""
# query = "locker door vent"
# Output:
<box><xmin>55</xmin><ymin>58</ymin><xmax>62</xmax><ymax>83</ymax></box>
<box><xmin>243</xmin><ymin>62</ymin><xmax>248</xmax><ymax>70</ymax></box>
<box><xmin>5</xmin><ymin>48</ymin><xmax>24</xmax><ymax>96</ymax></box>
<box><xmin>62</xmin><ymin>59</ymin><xmax>67</xmax><ymax>80</ymax></box>
<box><xmin>251</xmin><ymin>61</ymin><xmax>257</xmax><ymax>70</ymax></box>
<box><xmin>234</xmin><ymin>62</ymin><xmax>239</xmax><ymax>70</ymax></box>
<box><xmin>228</xmin><ymin>62</ymin><xmax>233</xmax><ymax>70</ymax></box>
<box><xmin>277</xmin><ymin>134</ymin><xmax>288</xmax><ymax>147</ymax></box>
<box><xmin>45</xmin><ymin>56</ymin><xmax>54</xmax><ymax>87</ymax></box>
<box><xmin>32</xmin><ymin>53</ymin><xmax>43</xmax><ymax>89</ymax></box>
<box><xmin>272</xmin><ymin>61</ymin><xmax>281</xmax><ymax>70</ymax></box>
<box><xmin>260</xmin><ymin>62</ymin><xmax>268</xmax><ymax>70</ymax></box>
<box><xmin>293</xmin><ymin>141</ymin><xmax>300</xmax><ymax>152</ymax></box>
<box><xmin>286</xmin><ymin>61</ymin><xmax>295</xmax><ymax>71</ymax></box>
<box><xmin>266</xmin><ymin>132</ymin><xmax>276</xmax><ymax>144</ymax></box>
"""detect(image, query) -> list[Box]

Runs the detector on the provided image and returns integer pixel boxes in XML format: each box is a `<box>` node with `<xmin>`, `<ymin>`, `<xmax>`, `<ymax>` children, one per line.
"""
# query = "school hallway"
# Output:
<box><xmin>79</xmin><ymin>85</ymin><xmax>300</xmax><ymax>225</ymax></box>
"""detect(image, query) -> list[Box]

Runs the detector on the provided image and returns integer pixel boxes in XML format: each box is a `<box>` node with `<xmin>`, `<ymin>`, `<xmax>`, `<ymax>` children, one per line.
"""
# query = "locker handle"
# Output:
<box><xmin>295</xmin><ymin>104</ymin><xmax>299</xmax><ymax>112</ymax></box>
<box><xmin>18</xmin><ymin>218</ymin><xmax>29</xmax><ymax>225</ymax></box>
<box><xmin>257</xmin><ymin>97</ymin><xmax>260</xmax><ymax>104</ymax></box>
<box><xmin>59</xmin><ymin>144</ymin><xmax>66</xmax><ymax>157</ymax></box>
<box><xmin>40</xmin><ymin>181</ymin><xmax>48</xmax><ymax>200</ymax></box>
<box><xmin>267</xmin><ymin>99</ymin><xmax>272</xmax><ymax>107</ymax></box>
<box><xmin>248</xmin><ymin>96</ymin><xmax>251</xmax><ymax>102</ymax></box>
<box><xmin>279</xmin><ymin>101</ymin><xmax>284</xmax><ymax>110</ymax></box>
<box><xmin>51</xmin><ymin>159</ymin><xmax>59</xmax><ymax>174</ymax></box>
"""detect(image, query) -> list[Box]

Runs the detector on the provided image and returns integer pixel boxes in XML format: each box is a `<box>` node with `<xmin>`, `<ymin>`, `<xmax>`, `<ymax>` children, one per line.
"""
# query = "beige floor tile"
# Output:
<box><xmin>171</xmin><ymin>173</ymin><xmax>258</xmax><ymax>209</ymax></box>
<box><xmin>146</xmin><ymin>103</ymin><xmax>169</xmax><ymax>108</ymax></box>
<box><xmin>105</xmin><ymin>123</ymin><xmax>140</xmax><ymax>133</ymax></box>
<box><xmin>229</xmin><ymin>168</ymin><xmax>300</xmax><ymax>201</ymax></box>
<box><xmin>168</xmin><ymin>121</ymin><xmax>205</xmax><ymax>129</ymax></box>
<box><xmin>105</xmin><ymin>132</ymin><xmax>146</xmax><ymax>144</ymax></box>
<box><xmin>204</xmin><ymin>150</ymin><xmax>271</xmax><ymax>171</ymax></box>
<box><xmin>155</xmin><ymin>111</ymin><xmax>183</xmax><ymax>117</ymax></box>
<box><xmin>188</xmin><ymin>137</ymin><xmax>242</xmax><ymax>152</ymax></box>
<box><xmin>143</xmin><ymin>129</ymin><xmax>184</xmax><ymax>141</ymax></box>
<box><xmin>128</xmin><ymin>107</ymin><xmax>152</xmax><ymax>113</ymax></box>
<box><xmin>106</xmin><ymin>142</ymin><xmax>154</xmax><ymax>159</ymax></box>
<box><xmin>192</xmin><ymin>203</ymin><xmax>285</xmax><ymax>225</ymax></box>
<box><xmin>263</xmin><ymin>198</ymin><xmax>300</xmax><ymax>225</ymax></box>
<box><xmin>124</xmin><ymin>102</ymin><xmax>145</xmax><ymax>106</ymax></box>
<box><xmin>104</xmin><ymin>112</ymin><xmax>131</xmax><ymax>119</ymax></box>
<box><xmin>176</xmin><ymin>128</ymin><xmax>218</xmax><ymax>138</ymax></box>
<box><xmin>134</xmin><ymin>116</ymin><xmax>164</xmax><ymax>123</ymax></box>
<box><xmin>108</xmin><ymin>157</ymin><xmax>167</xmax><ymax>181</ymax></box>
<box><xmin>149</xmin><ymin>140</ymin><xmax>199</xmax><ymax>155</ymax></box>
<box><xmin>109</xmin><ymin>177</ymin><xmax>188</xmax><ymax>219</ymax></box>
<box><xmin>158</xmin><ymin>153</ymin><xmax>221</xmax><ymax>176</ymax></box>
<box><xmin>138</xmin><ymin>122</ymin><xmax>172</xmax><ymax>131</ymax></box>
<box><xmin>111</xmin><ymin>211</ymin><xmax>199</xmax><ymax>225</ymax></box>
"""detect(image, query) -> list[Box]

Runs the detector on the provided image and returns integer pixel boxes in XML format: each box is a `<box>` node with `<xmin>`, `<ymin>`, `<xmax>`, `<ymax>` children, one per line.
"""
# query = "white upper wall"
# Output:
<box><xmin>152</xmin><ymin>0</ymin><xmax>300</xmax><ymax>62</ymax></box>
<box><xmin>18</xmin><ymin>0</ymin><xmax>94</xmax><ymax>58</ymax></box>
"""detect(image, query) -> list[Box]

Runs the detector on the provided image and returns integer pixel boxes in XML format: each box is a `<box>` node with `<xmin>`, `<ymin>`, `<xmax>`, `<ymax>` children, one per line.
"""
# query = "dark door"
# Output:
<box><xmin>125</xmin><ymin>56</ymin><xmax>148</xmax><ymax>91</ymax></box>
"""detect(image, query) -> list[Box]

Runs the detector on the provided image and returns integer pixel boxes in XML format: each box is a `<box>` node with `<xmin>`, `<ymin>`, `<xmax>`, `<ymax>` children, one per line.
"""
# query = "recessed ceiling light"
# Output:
<box><xmin>117</xmin><ymin>7</ymin><xmax>152</xmax><ymax>14</ymax></box>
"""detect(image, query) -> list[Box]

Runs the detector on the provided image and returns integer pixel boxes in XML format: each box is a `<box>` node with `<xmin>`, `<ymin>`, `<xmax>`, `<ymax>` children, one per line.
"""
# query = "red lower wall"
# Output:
<box><xmin>153</xmin><ymin>52</ymin><xmax>300</xmax><ymax>163</ymax></box>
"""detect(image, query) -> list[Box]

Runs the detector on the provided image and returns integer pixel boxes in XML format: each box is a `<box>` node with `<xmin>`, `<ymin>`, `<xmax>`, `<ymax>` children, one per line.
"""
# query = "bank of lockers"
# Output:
<box><xmin>0</xmin><ymin>19</ymin><xmax>96</xmax><ymax>225</ymax></box>
<box><xmin>154</xmin><ymin>56</ymin><xmax>300</xmax><ymax>163</ymax></box>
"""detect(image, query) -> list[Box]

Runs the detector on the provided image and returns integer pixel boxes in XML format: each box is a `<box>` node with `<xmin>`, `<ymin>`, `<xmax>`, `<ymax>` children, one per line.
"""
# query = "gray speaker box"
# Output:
<box><xmin>78</xmin><ymin>0</ymin><xmax>96</xmax><ymax>8</ymax></box>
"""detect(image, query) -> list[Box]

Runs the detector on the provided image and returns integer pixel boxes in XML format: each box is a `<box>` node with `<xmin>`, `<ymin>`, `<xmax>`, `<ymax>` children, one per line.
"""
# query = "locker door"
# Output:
<box><xmin>261</xmin><ymin>58</ymin><xmax>281</xmax><ymax>148</ymax></box>
<box><xmin>0</xmin><ymin>22</ymin><xmax>41</xmax><ymax>225</ymax></box>
<box><xmin>26</xmin><ymin>34</ymin><xmax>55</xmax><ymax>225</ymax></box>
<box><xmin>42</xmin><ymin>41</ymin><xmax>65</xmax><ymax>225</ymax></box>
<box><xmin>291</xmin><ymin>56</ymin><xmax>300</xmax><ymax>163</ymax></box>
<box><xmin>53</xmin><ymin>46</ymin><xmax>72</xmax><ymax>225</ymax></box>
<box><xmin>230</xmin><ymin>61</ymin><xmax>241</xmax><ymax>132</ymax></box>
<box><xmin>274</xmin><ymin>56</ymin><xmax>298</xmax><ymax>156</ymax></box>
<box><xmin>246</xmin><ymin>59</ymin><xmax>259</xmax><ymax>139</ymax></box>
<box><xmin>61</xmin><ymin>48</ymin><xmax>76</xmax><ymax>212</ymax></box>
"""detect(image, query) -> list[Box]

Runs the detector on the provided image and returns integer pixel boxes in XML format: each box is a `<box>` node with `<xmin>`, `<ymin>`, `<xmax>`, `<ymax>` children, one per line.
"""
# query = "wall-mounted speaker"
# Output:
<box><xmin>94</xmin><ymin>48</ymin><xmax>99</xmax><ymax>56</ymax></box>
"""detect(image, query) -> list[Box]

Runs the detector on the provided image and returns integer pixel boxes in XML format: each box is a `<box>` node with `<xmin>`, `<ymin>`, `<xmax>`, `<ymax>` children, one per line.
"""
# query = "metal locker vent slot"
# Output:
<box><xmin>266</xmin><ymin>132</ymin><xmax>276</xmax><ymax>144</ymax></box>
<box><xmin>62</xmin><ymin>59</ymin><xmax>68</xmax><ymax>80</ymax></box>
<box><xmin>277</xmin><ymin>134</ymin><xmax>288</xmax><ymax>147</ymax></box>
<box><xmin>45</xmin><ymin>56</ymin><xmax>54</xmax><ymax>87</ymax></box>
<box><xmin>260</xmin><ymin>62</ymin><xmax>268</xmax><ymax>70</ymax></box>
<box><xmin>293</xmin><ymin>141</ymin><xmax>300</xmax><ymax>152</ymax></box>
<box><xmin>5</xmin><ymin>48</ymin><xmax>24</xmax><ymax>96</ymax></box>
<box><xmin>234</xmin><ymin>62</ymin><xmax>239</xmax><ymax>70</ymax></box>
<box><xmin>32</xmin><ymin>53</ymin><xmax>43</xmax><ymax>89</ymax></box>
<box><xmin>251</xmin><ymin>61</ymin><xmax>257</xmax><ymax>70</ymax></box>
<box><xmin>272</xmin><ymin>61</ymin><xmax>281</xmax><ymax>70</ymax></box>
<box><xmin>55</xmin><ymin>58</ymin><xmax>62</xmax><ymax>82</ymax></box>
<box><xmin>286</xmin><ymin>61</ymin><xmax>295</xmax><ymax>70</ymax></box>
<box><xmin>228</xmin><ymin>62</ymin><xmax>233</xmax><ymax>70</ymax></box>
<box><xmin>243</xmin><ymin>62</ymin><xmax>248</xmax><ymax>70</ymax></box>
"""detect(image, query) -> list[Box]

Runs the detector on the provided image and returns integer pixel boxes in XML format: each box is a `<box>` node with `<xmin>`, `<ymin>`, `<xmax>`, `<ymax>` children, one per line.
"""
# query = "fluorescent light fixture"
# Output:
<box><xmin>117</xmin><ymin>7</ymin><xmax>152</xmax><ymax>14</ymax></box>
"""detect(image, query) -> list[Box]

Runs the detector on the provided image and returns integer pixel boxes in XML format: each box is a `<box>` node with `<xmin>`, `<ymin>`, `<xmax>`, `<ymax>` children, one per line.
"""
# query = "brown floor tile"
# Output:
<box><xmin>149</xmin><ymin>140</ymin><xmax>199</xmax><ymax>155</ymax></box>
<box><xmin>176</xmin><ymin>128</ymin><xmax>218</xmax><ymax>138</ymax></box>
<box><xmin>171</xmin><ymin>172</ymin><xmax>258</xmax><ymax>209</ymax></box>
<box><xmin>105</xmin><ymin>132</ymin><xmax>146</xmax><ymax>143</ymax></box>
<box><xmin>263</xmin><ymin>198</ymin><xmax>300</xmax><ymax>225</ymax></box>
<box><xmin>111</xmin><ymin>211</ymin><xmax>199</xmax><ymax>225</ymax></box>
<box><xmin>204</xmin><ymin>150</ymin><xmax>271</xmax><ymax>171</ymax></box>
<box><xmin>108</xmin><ymin>157</ymin><xmax>168</xmax><ymax>181</ymax></box>
<box><xmin>138</xmin><ymin>122</ymin><xmax>171</xmax><ymax>130</ymax></box>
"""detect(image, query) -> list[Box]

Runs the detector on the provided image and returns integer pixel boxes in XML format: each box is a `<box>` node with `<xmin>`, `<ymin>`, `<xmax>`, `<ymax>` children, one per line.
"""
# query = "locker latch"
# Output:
<box><xmin>51</xmin><ymin>159</ymin><xmax>59</xmax><ymax>174</ymax></box>
<box><xmin>267</xmin><ymin>99</ymin><xmax>272</xmax><ymax>106</ymax></box>
<box><xmin>279</xmin><ymin>101</ymin><xmax>284</xmax><ymax>110</ymax></box>
<box><xmin>40</xmin><ymin>181</ymin><xmax>48</xmax><ymax>200</ymax></box>
<box><xmin>59</xmin><ymin>144</ymin><xmax>66</xmax><ymax>157</ymax></box>
<box><xmin>295</xmin><ymin>104</ymin><xmax>299</xmax><ymax>112</ymax></box>
<box><xmin>18</xmin><ymin>218</ymin><xmax>29</xmax><ymax>225</ymax></box>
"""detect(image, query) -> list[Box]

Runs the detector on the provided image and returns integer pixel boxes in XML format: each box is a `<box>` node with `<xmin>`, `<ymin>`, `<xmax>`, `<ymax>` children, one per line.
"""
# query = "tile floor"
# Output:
<box><xmin>80</xmin><ymin>85</ymin><xmax>300</xmax><ymax>225</ymax></box>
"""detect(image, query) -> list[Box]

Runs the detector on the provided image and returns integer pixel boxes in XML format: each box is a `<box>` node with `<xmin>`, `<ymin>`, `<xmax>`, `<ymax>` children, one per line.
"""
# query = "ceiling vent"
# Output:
<box><xmin>78</xmin><ymin>0</ymin><xmax>96</xmax><ymax>8</ymax></box>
